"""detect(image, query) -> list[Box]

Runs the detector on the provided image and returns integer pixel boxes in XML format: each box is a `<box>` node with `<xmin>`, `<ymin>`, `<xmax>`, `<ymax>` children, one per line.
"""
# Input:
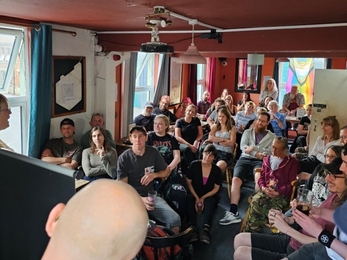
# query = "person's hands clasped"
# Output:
<box><xmin>292</xmin><ymin>209</ymin><xmax>323</xmax><ymax>238</ymax></box>
<box><xmin>262</xmin><ymin>187</ymin><xmax>279</xmax><ymax>198</ymax></box>
<box><xmin>140</xmin><ymin>173</ymin><xmax>155</xmax><ymax>186</ymax></box>
<box><xmin>195</xmin><ymin>198</ymin><xmax>204</xmax><ymax>212</ymax></box>
<box><xmin>189</xmin><ymin>143</ymin><xmax>198</xmax><ymax>153</ymax></box>
<box><xmin>268</xmin><ymin>209</ymin><xmax>291</xmax><ymax>233</ymax></box>
<box><xmin>142</xmin><ymin>197</ymin><xmax>155</xmax><ymax>211</ymax></box>
<box><xmin>96</xmin><ymin>146</ymin><xmax>105</xmax><ymax>158</ymax></box>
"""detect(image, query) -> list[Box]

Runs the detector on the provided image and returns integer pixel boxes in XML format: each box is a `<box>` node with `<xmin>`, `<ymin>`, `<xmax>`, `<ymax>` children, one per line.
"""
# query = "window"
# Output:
<box><xmin>278</xmin><ymin>58</ymin><xmax>326</xmax><ymax>107</ymax></box>
<box><xmin>196</xmin><ymin>64</ymin><xmax>206</xmax><ymax>102</ymax></box>
<box><xmin>0</xmin><ymin>26</ymin><xmax>29</xmax><ymax>154</ymax></box>
<box><xmin>133</xmin><ymin>53</ymin><xmax>163</xmax><ymax>119</ymax></box>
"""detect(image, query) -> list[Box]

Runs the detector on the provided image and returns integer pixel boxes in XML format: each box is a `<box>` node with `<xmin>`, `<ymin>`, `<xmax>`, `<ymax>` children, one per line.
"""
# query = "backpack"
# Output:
<box><xmin>141</xmin><ymin>221</ymin><xmax>181</xmax><ymax>260</ymax></box>
<box><xmin>163</xmin><ymin>172</ymin><xmax>187</xmax><ymax>219</ymax></box>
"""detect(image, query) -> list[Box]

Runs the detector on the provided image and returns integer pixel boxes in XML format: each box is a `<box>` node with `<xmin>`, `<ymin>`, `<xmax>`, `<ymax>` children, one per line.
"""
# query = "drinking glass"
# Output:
<box><xmin>296</xmin><ymin>188</ymin><xmax>313</xmax><ymax>215</ymax></box>
<box><xmin>148</xmin><ymin>190</ymin><xmax>157</xmax><ymax>208</ymax></box>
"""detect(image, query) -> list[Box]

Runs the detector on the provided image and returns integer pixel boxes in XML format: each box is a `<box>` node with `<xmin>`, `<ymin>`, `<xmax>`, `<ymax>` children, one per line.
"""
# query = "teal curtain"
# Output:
<box><xmin>28</xmin><ymin>24</ymin><xmax>52</xmax><ymax>158</ymax></box>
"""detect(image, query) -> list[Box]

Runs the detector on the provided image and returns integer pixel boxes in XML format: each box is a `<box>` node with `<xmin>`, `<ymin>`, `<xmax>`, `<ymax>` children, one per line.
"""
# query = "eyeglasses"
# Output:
<box><xmin>323</xmin><ymin>170</ymin><xmax>346</xmax><ymax>181</ymax></box>
<box><xmin>0</xmin><ymin>108</ymin><xmax>11</xmax><ymax>113</ymax></box>
<box><xmin>324</xmin><ymin>155</ymin><xmax>337</xmax><ymax>160</ymax></box>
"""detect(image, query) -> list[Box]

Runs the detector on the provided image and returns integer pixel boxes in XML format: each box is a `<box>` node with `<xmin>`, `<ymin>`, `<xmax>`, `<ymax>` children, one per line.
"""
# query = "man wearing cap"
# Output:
<box><xmin>133</xmin><ymin>101</ymin><xmax>156</xmax><ymax>132</ymax></box>
<box><xmin>41</xmin><ymin>118</ymin><xmax>83</xmax><ymax>170</ymax></box>
<box><xmin>80</xmin><ymin>113</ymin><xmax>116</xmax><ymax>149</ymax></box>
<box><xmin>153</xmin><ymin>95</ymin><xmax>177</xmax><ymax>124</ymax></box>
<box><xmin>117</xmin><ymin>125</ymin><xmax>181</xmax><ymax>234</ymax></box>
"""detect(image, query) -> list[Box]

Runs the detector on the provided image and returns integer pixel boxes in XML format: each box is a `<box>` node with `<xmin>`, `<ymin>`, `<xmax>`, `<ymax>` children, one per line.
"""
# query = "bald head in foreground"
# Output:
<box><xmin>42</xmin><ymin>180</ymin><xmax>148</xmax><ymax>260</ymax></box>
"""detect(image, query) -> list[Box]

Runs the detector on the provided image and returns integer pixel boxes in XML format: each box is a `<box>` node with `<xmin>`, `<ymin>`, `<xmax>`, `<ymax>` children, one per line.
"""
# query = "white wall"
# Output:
<box><xmin>309</xmin><ymin>69</ymin><xmax>347</xmax><ymax>149</ymax></box>
<box><xmin>50</xmin><ymin>25</ymin><xmax>96</xmax><ymax>141</ymax></box>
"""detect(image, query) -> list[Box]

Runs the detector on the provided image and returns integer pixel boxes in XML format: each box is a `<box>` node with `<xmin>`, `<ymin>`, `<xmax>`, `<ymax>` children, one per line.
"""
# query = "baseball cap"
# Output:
<box><xmin>322</xmin><ymin>157</ymin><xmax>343</xmax><ymax>174</ymax></box>
<box><xmin>144</xmin><ymin>101</ymin><xmax>154</xmax><ymax>108</ymax></box>
<box><xmin>129</xmin><ymin>125</ymin><xmax>147</xmax><ymax>135</ymax></box>
<box><xmin>333</xmin><ymin>200</ymin><xmax>347</xmax><ymax>234</ymax></box>
<box><xmin>60</xmin><ymin>118</ymin><xmax>75</xmax><ymax>128</ymax></box>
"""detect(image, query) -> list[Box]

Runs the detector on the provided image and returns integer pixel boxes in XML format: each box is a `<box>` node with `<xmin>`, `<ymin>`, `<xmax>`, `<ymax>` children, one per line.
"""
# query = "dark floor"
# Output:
<box><xmin>191</xmin><ymin>182</ymin><xmax>254</xmax><ymax>260</ymax></box>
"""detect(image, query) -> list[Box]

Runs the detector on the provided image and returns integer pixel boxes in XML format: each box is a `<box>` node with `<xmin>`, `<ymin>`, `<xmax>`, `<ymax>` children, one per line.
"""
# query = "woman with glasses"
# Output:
<box><xmin>234</xmin><ymin>156</ymin><xmax>347</xmax><ymax>260</ymax></box>
<box><xmin>0</xmin><ymin>94</ymin><xmax>13</xmax><ymax>151</ymax></box>
<box><xmin>175</xmin><ymin>104</ymin><xmax>203</xmax><ymax>174</ymax></box>
<box><xmin>295</xmin><ymin>116</ymin><xmax>341</xmax><ymax>174</ymax></box>
<box><xmin>82</xmin><ymin>126</ymin><xmax>118</xmax><ymax>181</ymax></box>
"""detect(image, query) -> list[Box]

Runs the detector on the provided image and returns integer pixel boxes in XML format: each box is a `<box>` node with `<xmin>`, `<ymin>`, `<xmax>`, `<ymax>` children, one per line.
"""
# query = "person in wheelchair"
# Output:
<box><xmin>203</xmin><ymin>106</ymin><xmax>236</xmax><ymax>173</ymax></box>
<box><xmin>186</xmin><ymin>144</ymin><xmax>222</xmax><ymax>244</ymax></box>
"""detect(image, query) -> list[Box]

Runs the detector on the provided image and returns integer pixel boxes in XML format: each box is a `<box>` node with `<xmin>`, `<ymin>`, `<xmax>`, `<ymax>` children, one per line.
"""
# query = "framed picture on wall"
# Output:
<box><xmin>234</xmin><ymin>58</ymin><xmax>262</xmax><ymax>93</ymax></box>
<box><xmin>52</xmin><ymin>56</ymin><xmax>86</xmax><ymax>118</ymax></box>
<box><xmin>169</xmin><ymin>57</ymin><xmax>182</xmax><ymax>105</ymax></box>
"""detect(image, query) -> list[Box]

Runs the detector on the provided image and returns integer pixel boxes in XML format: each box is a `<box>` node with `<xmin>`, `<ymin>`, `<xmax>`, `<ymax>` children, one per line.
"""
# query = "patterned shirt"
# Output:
<box><xmin>197</xmin><ymin>100</ymin><xmax>211</xmax><ymax>115</ymax></box>
<box><xmin>282</xmin><ymin>92</ymin><xmax>305</xmax><ymax>110</ymax></box>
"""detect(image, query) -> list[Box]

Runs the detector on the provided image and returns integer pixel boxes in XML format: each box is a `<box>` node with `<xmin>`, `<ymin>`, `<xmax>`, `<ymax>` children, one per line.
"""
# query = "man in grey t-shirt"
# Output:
<box><xmin>117</xmin><ymin>125</ymin><xmax>181</xmax><ymax>234</ymax></box>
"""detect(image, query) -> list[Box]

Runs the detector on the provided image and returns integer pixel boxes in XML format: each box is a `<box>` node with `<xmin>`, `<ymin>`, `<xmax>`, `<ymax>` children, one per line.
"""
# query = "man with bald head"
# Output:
<box><xmin>42</xmin><ymin>180</ymin><xmax>148</xmax><ymax>260</ymax></box>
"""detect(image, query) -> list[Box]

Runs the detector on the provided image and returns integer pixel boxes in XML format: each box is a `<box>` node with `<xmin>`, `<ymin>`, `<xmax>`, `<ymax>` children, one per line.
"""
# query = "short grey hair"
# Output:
<box><xmin>267</xmin><ymin>100</ymin><xmax>279</xmax><ymax>110</ymax></box>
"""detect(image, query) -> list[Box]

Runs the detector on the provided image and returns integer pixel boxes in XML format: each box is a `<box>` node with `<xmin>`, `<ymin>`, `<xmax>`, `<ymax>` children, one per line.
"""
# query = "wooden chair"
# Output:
<box><xmin>239</xmin><ymin>179</ymin><xmax>298</xmax><ymax>232</ymax></box>
<box><xmin>226</xmin><ymin>143</ymin><xmax>238</xmax><ymax>198</ymax></box>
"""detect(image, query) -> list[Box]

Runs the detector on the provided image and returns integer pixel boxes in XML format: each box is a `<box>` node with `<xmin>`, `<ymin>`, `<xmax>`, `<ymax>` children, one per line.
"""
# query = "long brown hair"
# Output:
<box><xmin>216</xmin><ymin>107</ymin><xmax>233</xmax><ymax>131</ymax></box>
<box><xmin>321</xmin><ymin>116</ymin><xmax>340</xmax><ymax>141</ymax></box>
<box><xmin>89</xmin><ymin>126</ymin><xmax>111</xmax><ymax>153</ymax></box>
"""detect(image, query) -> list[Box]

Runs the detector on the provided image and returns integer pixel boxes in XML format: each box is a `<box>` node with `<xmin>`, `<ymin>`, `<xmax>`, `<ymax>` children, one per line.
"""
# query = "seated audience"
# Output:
<box><xmin>303</xmin><ymin>145</ymin><xmax>342</xmax><ymax>206</ymax></box>
<box><xmin>290</xmin><ymin>104</ymin><xmax>312</xmax><ymax>153</ymax></box>
<box><xmin>243</xmin><ymin>137</ymin><xmax>299</xmax><ymax>233</ymax></box>
<box><xmin>235</xmin><ymin>101</ymin><xmax>256</xmax><ymax>133</ymax></box>
<box><xmin>283</xmin><ymin>146</ymin><xmax>347</xmax><ymax>260</ymax></box>
<box><xmin>233</xmin><ymin>156</ymin><xmax>346</xmax><ymax>260</ymax></box>
<box><xmin>237</xmin><ymin>92</ymin><xmax>252</xmax><ymax>112</ymax></box>
<box><xmin>219</xmin><ymin>112</ymin><xmax>276</xmax><ymax>225</ymax></box>
<box><xmin>117</xmin><ymin>125</ymin><xmax>181</xmax><ymax>234</ymax></box>
<box><xmin>186</xmin><ymin>144</ymin><xmax>222</xmax><ymax>244</ymax></box>
<box><xmin>197</xmin><ymin>91</ymin><xmax>211</xmax><ymax>118</ymax></box>
<box><xmin>153</xmin><ymin>95</ymin><xmax>177</xmax><ymax>124</ymax></box>
<box><xmin>206</xmin><ymin>98</ymin><xmax>226</xmax><ymax>128</ymax></box>
<box><xmin>81</xmin><ymin>126</ymin><xmax>118</xmax><ymax>181</ymax></box>
<box><xmin>224</xmin><ymin>94</ymin><xmax>238</xmax><ymax>116</ymax></box>
<box><xmin>259</xmin><ymin>96</ymin><xmax>274</xmax><ymax>111</ymax></box>
<box><xmin>175</xmin><ymin>105</ymin><xmax>203</xmax><ymax>174</ymax></box>
<box><xmin>205</xmin><ymin>107</ymin><xmax>236</xmax><ymax>172</ymax></box>
<box><xmin>0</xmin><ymin>93</ymin><xmax>13</xmax><ymax>151</ymax></box>
<box><xmin>42</xmin><ymin>180</ymin><xmax>148</xmax><ymax>260</ymax></box>
<box><xmin>259</xmin><ymin>78</ymin><xmax>278</xmax><ymax>106</ymax></box>
<box><xmin>133</xmin><ymin>101</ymin><xmax>156</xmax><ymax>132</ymax></box>
<box><xmin>175</xmin><ymin>97</ymin><xmax>193</xmax><ymax>119</ymax></box>
<box><xmin>80</xmin><ymin>112</ymin><xmax>116</xmax><ymax>149</ymax></box>
<box><xmin>268</xmin><ymin>100</ymin><xmax>286</xmax><ymax>137</ymax></box>
<box><xmin>296</xmin><ymin>116</ymin><xmax>341</xmax><ymax>173</ymax></box>
<box><xmin>282</xmin><ymin>85</ymin><xmax>305</xmax><ymax>116</ymax></box>
<box><xmin>41</xmin><ymin>118</ymin><xmax>83</xmax><ymax>170</ymax></box>
<box><xmin>146</xmin><ymin>114</ymin><xmax>180</xmax><ymax>174</ymax></box>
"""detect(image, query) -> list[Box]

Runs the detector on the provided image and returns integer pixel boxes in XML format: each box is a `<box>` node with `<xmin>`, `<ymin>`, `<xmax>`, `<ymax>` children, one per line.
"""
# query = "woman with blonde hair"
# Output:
<box><xmin>220</xmin><ymin>88</ymin><xmax>229</xmax><ymax>100</ymax></box>
<box><xmin>224</xmin><ymin>95</ymin><xmax>237</xmax><ymax>116</ymax></box>
<box><xmin>175</xmin><ymin>104</ymin><xmax>203</xmax><ymax>174</ymax></box>
<box><xmin>0</xmin><ymin>94</ymin><xmax>13</xmax><ymax>151</ymax></box>
<box><xmin>235</xmin><ymin>101</ymin><xmax>257</xmax><ymax>133</ymax></box>
<box><xmin>259</xmin><ymin>78</ymin><xmax>278</xmax><ymax>105</ymax></box>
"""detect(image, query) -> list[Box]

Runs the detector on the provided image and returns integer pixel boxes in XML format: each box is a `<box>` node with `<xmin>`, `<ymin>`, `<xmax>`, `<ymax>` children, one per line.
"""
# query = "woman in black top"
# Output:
<box><xmin>186</xmin><ymin>144</ymin><xmax>222</xmax><ymax>244</ymax></box>
<box><xmin>175</xmin><ymin>104</ymin><xmax>203</xmax><ymax>174</ymax></box>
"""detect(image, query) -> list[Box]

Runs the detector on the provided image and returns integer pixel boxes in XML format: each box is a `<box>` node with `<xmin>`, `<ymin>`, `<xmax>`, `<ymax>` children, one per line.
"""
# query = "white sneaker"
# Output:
<box><xmin>219</xmin><ymin>211</ymin><xmax>241</xmax><ymax>225</ymax></box>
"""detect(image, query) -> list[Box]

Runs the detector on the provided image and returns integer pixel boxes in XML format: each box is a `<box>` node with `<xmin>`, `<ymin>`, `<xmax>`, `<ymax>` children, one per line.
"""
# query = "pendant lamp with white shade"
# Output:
<box><xmin>177</xmin><ymin>19</ymin><xmax>206</xmax><ymax>64</ymax></box>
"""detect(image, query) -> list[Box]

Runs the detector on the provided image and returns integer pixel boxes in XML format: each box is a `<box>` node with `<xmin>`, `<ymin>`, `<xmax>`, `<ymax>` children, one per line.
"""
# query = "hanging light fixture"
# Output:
<box><xmin>177</xmin><ymin>19</ymin><xmax>206</xmax><ymax>64</ymax></box>
<box><xmin>247</xmin><ymin>54</ymin><xmax>264</xmax><ymax>65</ymax></box>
